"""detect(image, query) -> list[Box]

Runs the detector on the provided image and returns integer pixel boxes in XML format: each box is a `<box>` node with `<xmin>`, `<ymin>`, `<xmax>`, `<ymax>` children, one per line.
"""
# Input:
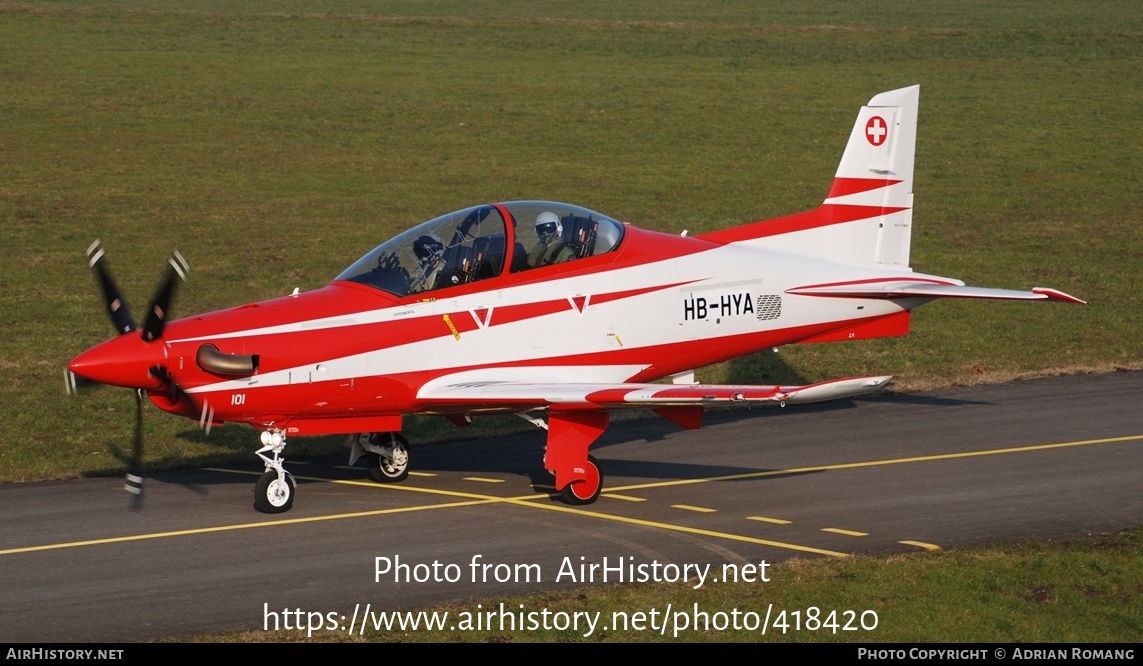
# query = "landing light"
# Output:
<box><xmin>260</xmin><ymin>430</ymin><xmax>284</xmax><ymax>447</ymax></box>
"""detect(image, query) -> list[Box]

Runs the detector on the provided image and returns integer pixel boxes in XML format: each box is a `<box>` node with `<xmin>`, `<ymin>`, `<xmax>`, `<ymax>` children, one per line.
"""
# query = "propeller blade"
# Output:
<box><xmin>141</xmin><ymin>251</ymin><xmax>188</xmax><ymax>343</ymax></box>
<box><xmin>64</xmin><ymin>368</ymin><xmax>103</xmax><ymax>396</ymax></box>
<box><xmin>86</xmin><ymin>240</ymin><xmax>137</xmax><ymax>335</ymax></box>
<box><xmin>126</xmin><ymin>389</ymin><xmax>145</xmax><ymax>506</ymax></box>
<box><xmin>199</xmin><ymin>399</ymin><xmax>215</xmax><ymax>437</ymax></box>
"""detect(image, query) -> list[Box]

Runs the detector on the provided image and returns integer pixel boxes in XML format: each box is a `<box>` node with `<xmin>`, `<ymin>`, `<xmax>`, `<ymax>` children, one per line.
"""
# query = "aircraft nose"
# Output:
<box><xmin>69</xmin><ymin>333</ymin><xmax>167</xmax><ymax>390</ymax></box>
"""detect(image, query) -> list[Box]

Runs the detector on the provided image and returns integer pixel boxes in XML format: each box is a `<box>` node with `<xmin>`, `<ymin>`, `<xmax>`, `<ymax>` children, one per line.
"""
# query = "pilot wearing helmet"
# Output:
<box><xmin>528</xmin><ymin>212</ymin><xmax>576</xmax><ymax>268</ymax></box>
<box><xmin>409</xmin><ymin>233</ymin><xmax>446</xmax><ymax>292</ymax></box>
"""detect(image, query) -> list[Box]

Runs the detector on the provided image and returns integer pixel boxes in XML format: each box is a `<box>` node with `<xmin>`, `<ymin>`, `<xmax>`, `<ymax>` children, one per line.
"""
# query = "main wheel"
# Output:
<box><xmin>559</xmin><ymin>455</ymin><xmax>602</xmax><ymax>505</ymax></box>
<box><xmin>367</xmin><ymin>433</ymin><xmax>410</xmax><ymax>483</ymax></box>
<box><xmin>254</xmin><ymin>470</ymin><xmax>295</xmax><ymax>513</ymax></box>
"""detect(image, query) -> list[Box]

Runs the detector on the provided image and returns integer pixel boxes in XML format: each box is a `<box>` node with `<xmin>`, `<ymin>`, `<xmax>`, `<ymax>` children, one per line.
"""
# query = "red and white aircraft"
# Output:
<box><xmin>68</xmin><ymin>85</ymin><xmax>1082</xmax><ymax>513</ymax></box>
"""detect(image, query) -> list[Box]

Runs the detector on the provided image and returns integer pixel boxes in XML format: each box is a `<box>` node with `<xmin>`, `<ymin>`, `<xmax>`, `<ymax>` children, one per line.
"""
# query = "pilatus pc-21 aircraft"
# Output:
<box><xmin>68</xmin><ymin>86</ymin><xmax>1082</xmax><ymax>513</ymax></box>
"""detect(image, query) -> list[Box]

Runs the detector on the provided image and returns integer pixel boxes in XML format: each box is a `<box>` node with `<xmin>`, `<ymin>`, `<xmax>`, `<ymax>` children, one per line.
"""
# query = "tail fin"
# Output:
<box><xmin>700</xmin><ymin>85</ymin><xmax>919</xmax><ymax>268</ymax></box>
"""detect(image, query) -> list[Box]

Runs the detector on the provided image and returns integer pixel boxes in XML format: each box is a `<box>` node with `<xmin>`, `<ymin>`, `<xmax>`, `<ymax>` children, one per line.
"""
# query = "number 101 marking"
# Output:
<box><xmin>231</xmin><ymin>393</ymin><xmax>246</xmax><ymax>406</ymax></box>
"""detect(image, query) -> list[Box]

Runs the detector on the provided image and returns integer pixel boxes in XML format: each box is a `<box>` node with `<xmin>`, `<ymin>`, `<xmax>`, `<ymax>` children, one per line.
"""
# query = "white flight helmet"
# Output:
<box><xmin>534</xmin><ymin>211</ymin><xmax>562</xmax><ymax>238</ymax></box>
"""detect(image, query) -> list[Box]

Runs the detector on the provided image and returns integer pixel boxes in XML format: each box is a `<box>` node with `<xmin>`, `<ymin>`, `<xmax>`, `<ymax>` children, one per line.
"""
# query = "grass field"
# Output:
<box><xmin>1</xmin><ymin>0</ymin><xmax>1141</xmax><ymax>642</ymax></box>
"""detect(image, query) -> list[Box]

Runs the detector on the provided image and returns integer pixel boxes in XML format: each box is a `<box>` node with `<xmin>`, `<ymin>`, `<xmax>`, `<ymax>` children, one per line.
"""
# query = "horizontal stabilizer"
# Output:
<box><xmin>787</xmin><ymin>281</ymin><xmax>1085</xmax><ymax>304</ymax></box>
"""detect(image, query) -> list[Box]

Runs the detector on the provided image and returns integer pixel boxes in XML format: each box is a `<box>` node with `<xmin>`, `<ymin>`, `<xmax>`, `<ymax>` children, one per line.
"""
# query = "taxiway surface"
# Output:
<box><xmin>2</xmin><ymin>372</ymin><xmax>1140</xmax><ymax>641</ymax></box>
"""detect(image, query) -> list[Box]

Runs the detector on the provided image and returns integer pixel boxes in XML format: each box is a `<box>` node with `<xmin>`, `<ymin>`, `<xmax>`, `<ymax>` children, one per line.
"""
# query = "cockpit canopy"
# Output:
<box><xmin>337</xmin><ymin>201</ymin><xmax>625</xmax><ymax>298</ymax></box>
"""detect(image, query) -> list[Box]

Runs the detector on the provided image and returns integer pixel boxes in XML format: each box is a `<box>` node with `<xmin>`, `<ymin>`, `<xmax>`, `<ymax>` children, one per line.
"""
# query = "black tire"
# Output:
<box><xmin>367</xmin><ymin>433</ymin><xmax>410</xmax><ymax>483</ymax></box>
<box><xmin>254</xmin><ymin>470</ymin><xmax>295</xmax><ymax>513</ymax></box>
<box><xmin>559</xmin><ymin>455</ymin><xmax>602</xmax><ymax>505</ymax></box>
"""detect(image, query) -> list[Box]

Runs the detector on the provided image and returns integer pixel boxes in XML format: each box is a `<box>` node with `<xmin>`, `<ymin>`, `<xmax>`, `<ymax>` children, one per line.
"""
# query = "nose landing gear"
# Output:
<box><xmin>254</xmin><ymin>428</ymin><xmax>295</xmax><ymax>514</ymax></box>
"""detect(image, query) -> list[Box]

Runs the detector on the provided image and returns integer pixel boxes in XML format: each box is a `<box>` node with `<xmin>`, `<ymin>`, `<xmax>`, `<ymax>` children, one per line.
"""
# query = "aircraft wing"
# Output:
<box><xmin>787</xmin><ymin>281</ymin><xmax>1085</xmax><ymax>304</ymax></box>
<box><xmin>418</xmin><ymin>375</ymin><xmax>892</xmax><ymax>408</ymax></box>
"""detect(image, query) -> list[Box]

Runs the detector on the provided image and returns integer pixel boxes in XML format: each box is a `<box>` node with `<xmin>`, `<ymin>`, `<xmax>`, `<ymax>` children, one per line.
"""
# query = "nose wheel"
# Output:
<box><xmin>254</xmin><ymin>469</ymin><xmax>296</xmax><ymax>513</ymax></box>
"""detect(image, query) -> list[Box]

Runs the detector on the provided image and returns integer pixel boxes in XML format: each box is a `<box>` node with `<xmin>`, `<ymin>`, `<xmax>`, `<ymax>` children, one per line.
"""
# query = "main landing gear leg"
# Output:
<box><xmin>544</xmin><ymin>410</ymin><xmax>608</xmax><ymax>505</ymax></box>
<box><xmin>254</xmin><ymin>428</ymin><xmax>295</xmax><ymax>513</ymax></box>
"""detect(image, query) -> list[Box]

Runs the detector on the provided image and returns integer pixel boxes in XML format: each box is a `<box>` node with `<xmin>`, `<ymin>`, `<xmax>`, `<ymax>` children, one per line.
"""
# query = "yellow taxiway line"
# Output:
<box><xmin>597</xmin><ymin>434</ymin><xmax>1143</xmax><ymax>494</ymax></box>
<box><xmin>0</xmin><ymin>468</ymin><xmax>847</xmax><ymax>558</ymax></box>
<box><xmin>2</xmin><ymin>434</ymin><xmax>1138</xmax><ymax>559</ymax></box>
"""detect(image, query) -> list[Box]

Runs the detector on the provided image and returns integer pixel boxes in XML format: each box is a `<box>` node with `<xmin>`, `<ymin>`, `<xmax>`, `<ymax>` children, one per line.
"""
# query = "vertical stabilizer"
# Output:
<box><xmin>828</xmin><ymin>85</ymin><xmax>917</xmax><ymax>267</ymax></box>
<box><xmin>701</xmin><ymin>85</ymin><xmax>919</xmax><ymax>269</ymax></box>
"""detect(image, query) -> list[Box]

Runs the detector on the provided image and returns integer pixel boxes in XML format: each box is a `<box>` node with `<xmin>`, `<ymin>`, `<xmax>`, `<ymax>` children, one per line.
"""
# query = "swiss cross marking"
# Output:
<box><xmin>865</xmin><ymin>116</ymin><xmax>888</xmax><ymax>146</ymax></box>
